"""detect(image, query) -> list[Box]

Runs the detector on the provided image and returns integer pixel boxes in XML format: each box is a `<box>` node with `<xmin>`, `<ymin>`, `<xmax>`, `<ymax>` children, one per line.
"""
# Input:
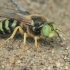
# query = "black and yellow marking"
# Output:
<box><xmin>0</xmin><ymin>21</ymin><xmax>5</xmax><ymax>34</ymax></box>
<box><xmin>0</xmin><ymin>19</ymin><xmax>20</xmax><ymax>34</ymax></box>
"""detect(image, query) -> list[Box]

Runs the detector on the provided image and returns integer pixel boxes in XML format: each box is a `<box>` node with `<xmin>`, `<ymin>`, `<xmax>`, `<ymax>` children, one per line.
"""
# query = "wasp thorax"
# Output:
<box><xmin>31</xmin><ymin>17</ymin><xmax>45</xmax><ymax>27</ymax></box>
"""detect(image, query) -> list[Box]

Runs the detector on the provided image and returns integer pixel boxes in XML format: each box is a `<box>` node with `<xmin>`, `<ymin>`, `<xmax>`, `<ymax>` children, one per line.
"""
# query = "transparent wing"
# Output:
<box><xmin>0</xmin><ymin>7</ymin><xmax>29</xmax><ymax>22</ymax></box>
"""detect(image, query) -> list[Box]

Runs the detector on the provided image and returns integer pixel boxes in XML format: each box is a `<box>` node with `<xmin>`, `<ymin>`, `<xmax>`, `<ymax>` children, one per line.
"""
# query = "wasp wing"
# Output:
<box><xmin>0</xmin><ymin>7</ymin><xmax>29</xmax><ymax>22</ymax></box>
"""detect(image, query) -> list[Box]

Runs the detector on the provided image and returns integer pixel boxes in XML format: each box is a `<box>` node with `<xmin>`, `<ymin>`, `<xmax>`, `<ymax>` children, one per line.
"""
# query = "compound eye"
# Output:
<box><xmin>44</xmin><ymin>26</ymin><xmax>47</xmax><ymax>29</ymax></box>
<box><xmin>41</xmin><ymin>24</ymin><xmax>50</xmax><ymax>37</ymax></box>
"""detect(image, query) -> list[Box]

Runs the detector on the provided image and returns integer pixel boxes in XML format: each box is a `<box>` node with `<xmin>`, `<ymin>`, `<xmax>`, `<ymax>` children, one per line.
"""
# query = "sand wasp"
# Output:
<box><xmin>0</xmin><ymin>14</ymin><xmax>68</xmax><ymax>53</ymax></box>
<box><xmin>0</xmin><ymin>1</ymin><xmax>69</xmax><ymax>54</ymax></box>
<box><xmin>0</xmin><ymin>14</ymin><xmax>51</xmax><ymax>52</ymax></box>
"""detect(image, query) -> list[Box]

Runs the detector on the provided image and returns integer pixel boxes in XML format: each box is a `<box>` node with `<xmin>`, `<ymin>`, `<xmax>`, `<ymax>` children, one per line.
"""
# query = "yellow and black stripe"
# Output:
<box><xmin>0</xmin><ymin>19</ymin><xmax>20</xmax><ymax>34</ymax></box>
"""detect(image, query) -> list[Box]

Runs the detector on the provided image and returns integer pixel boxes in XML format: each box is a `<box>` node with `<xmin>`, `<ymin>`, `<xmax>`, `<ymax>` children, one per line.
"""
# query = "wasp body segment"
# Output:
<box><xmin>0</xmin><ymin>19</ymin><xmax>20</xmax><ymax>34</ymax></box>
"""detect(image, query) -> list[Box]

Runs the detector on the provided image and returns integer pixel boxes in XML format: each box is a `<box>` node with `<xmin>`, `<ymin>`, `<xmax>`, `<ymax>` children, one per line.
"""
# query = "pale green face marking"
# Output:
<box><xmin>51</xmin><ymin>22</ymin><xmax>59</xmax><ymax>33</ymax></box>
<box><xmin>41</xmin><ymin>24</ymin><xmax>51</xmax><ymax>37</ymax></box>
<box><xmin>52</xmin><ymin>22</ymin><xmax>57</xmax><ymax>30</ymax></box>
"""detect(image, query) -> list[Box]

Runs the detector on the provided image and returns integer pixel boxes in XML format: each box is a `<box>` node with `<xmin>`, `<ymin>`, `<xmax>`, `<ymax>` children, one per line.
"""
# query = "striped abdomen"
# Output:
<box><xmin>0</xmin><ymin>19</ymin><xmax>20</xmax><ymax>34</ymax></box>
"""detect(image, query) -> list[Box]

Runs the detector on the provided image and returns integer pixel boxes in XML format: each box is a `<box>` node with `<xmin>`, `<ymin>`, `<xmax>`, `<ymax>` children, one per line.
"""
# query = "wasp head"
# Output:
<box><xmin>41</xmin><ymin>22</ymin><xmax>58</xmax><ymax>38</ymax></box>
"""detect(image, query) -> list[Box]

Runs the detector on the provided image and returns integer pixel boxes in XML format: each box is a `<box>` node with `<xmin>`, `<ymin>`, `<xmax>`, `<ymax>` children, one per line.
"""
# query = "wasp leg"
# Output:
<box><xmin>34</xmin><ymin>36</ymin><xmax>40</xmax><ymax>52</ymax></box>
<box><xmin>0</xmin><ymin>26</ymin><xmax>20</xmax><ymax>47</ymax></box>
<box><xmin>23</xmin><ymin>33</ymin><xmax>27</xmax><ymax>46</ymax></box>
<box><xmin>18</xmin><ymin>33</ymin><xmax>27</xmax><ymax>55</ymax></box>
<box><xmin>18</xmin><ymin>26</ymin><xmax>27</xmax><ymax>50</ymax></box>
<box><xmin>0</xmin><ymin>26</ymin><xmax>24</xmax><ymax>47</ymax></box>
